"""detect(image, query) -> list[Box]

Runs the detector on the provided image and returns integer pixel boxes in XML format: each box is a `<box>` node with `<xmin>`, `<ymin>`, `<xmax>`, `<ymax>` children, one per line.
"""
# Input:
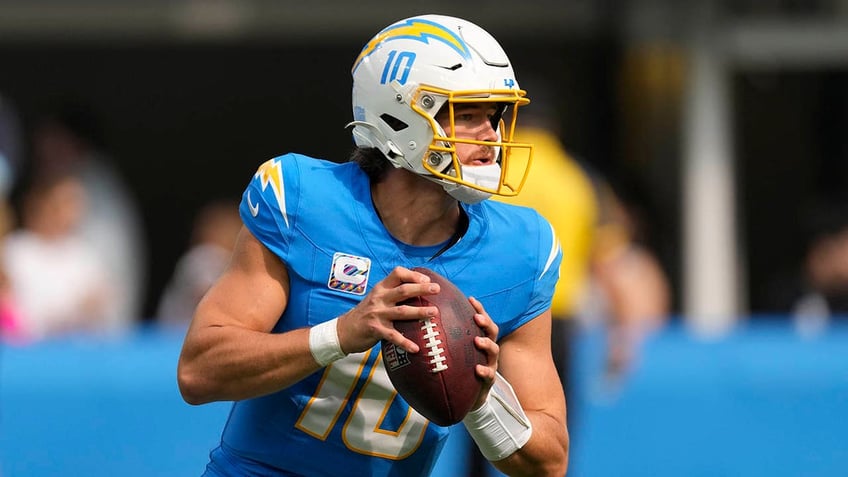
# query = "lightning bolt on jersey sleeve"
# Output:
<box><xmin>239</xmin><ymin>155</ymin><xmax>299</xmax><ymax>260</ymax></box>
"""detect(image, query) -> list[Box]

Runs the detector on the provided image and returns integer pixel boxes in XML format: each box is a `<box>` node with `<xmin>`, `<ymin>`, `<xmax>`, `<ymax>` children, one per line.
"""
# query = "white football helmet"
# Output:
<box><xmin>349</xmin><ymin>14</ymin><xmax>533</xmax><ymax>203</ymax></box>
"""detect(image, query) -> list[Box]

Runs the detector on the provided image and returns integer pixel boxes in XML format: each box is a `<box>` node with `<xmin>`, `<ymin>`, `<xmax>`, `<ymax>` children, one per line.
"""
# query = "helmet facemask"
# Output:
<box><xmin>411</xmin><ymin>85</ymin><xmax>533</xmax><ymax>203</ymax></box>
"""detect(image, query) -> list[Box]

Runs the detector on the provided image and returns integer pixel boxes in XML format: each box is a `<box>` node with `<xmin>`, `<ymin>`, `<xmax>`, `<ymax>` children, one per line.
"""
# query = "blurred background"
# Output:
<box><xmin>0</xmin><ymin>1</ymin><xmax>846</xmax><ymax>476</ymax></box>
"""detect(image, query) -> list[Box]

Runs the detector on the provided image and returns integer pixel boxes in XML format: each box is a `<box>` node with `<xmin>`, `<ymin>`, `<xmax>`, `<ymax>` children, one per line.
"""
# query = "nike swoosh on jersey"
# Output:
<box><xmin>247</xmin><ymin>191</ymin><xmax>260</xmax><ymax>217</ymax></box>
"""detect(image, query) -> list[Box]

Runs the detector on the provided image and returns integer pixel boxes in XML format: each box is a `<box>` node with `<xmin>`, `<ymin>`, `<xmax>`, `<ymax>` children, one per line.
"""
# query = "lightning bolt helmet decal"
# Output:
<box><xmin>351</xmin><ymin>18</ymin><xmax>471</xmax><ymax>74</ymax></box>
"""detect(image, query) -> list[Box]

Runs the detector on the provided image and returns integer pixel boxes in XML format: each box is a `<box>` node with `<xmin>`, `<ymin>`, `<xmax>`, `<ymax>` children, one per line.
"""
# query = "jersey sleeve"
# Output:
<box><xmin>525</xmin><ymin>213</ymin><xmax>563</xmax><ymax>321</ymax></box>
<box><xmin>239</xmin><ymin>154</ymin><xmax>300</xmax><ymax>262</ymax></box>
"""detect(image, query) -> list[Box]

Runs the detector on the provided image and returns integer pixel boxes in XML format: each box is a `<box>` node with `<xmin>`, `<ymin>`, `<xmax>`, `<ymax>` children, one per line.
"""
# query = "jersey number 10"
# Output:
<box><xmin>295</xmin><ymin>348</ymin><xmax>430</xmax><ymax>459</ymax></box>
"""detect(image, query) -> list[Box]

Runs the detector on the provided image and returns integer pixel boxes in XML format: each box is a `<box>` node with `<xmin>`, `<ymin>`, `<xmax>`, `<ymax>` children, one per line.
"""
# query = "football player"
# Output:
<box><xmin>178</xmin><ymin>14</ymin><xmax>568</xmax><ymax>477</ymax></box>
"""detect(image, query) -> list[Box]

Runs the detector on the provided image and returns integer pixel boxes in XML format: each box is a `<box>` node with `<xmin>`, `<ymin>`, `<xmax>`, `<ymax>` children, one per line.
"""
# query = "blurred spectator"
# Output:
<box><xmin>155</xmin><ymin>200</ymin><xmax>240</xmax><ymax>327</ymax></box>
<box><xmin>2</xmin><ymin>172</ymin><xmax>114</xmax><ymax>341</ymax></box>
<box><xmin>30</xmin><ymin>103</ymin><xmax>147</xmax><ymax>332</ymax></box>
<box><xmin>789</xmin><ymin>205</ymin><xmax>848</xmax><ymax>334</ymax></box>
<box><xmin>0</xmin><ymin>265</ymin><xmax>21</xmax><ymax>341</ymax></box>
<box><xmin>579</xmin><ymin>183</ymin><xmax>671</xmax><ymax>380</ymax></box>
<box><xmin>0</xmin><ymin>92</ymin><xmax>23</xmax><ymax>340</ymax></box>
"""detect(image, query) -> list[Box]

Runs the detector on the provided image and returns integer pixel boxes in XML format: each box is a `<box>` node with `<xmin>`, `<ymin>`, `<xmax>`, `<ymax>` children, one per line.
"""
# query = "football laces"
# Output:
<box><xmin>420</xmin><ymin>318</ymin><xmax>448</xmax><ymax>372</ymax></box>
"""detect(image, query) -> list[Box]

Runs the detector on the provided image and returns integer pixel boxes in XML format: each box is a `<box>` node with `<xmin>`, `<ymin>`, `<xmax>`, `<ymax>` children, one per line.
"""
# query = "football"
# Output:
<box><xmin>381</xmin><ymin>267</ymin><xmax>486</xmax><ymax>426</ymax></box>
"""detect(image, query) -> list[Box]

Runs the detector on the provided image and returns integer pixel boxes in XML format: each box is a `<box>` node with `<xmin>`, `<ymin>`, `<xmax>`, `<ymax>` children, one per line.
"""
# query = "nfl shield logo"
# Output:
<box><xmin>383</xmin><ymin>342</ymin><xmax>410</xmax><ymax>371</ymax></box>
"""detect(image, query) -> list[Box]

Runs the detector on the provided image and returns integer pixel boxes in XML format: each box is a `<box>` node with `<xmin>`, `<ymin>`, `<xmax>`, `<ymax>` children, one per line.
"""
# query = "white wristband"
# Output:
<box><xmin>309</xmin><ymin>318</ymin><xmax>346</xmax><ymax>367</ymax></box>
<box><xmin>462</xmin><ymin>372</ymin><xmax>533</xmax><ymax>462</ymax></box>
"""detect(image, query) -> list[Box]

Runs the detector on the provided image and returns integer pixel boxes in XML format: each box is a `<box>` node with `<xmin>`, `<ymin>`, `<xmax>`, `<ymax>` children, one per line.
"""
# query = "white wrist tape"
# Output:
<box><xmin>308</xmin><ymin>318</ymin><xmax>346</xmax><ymax>367</ymax></box>
<box><xmin>462</xmin><ymin>372</ymin><xmax>533</xmax><ymax>461</ymax></box>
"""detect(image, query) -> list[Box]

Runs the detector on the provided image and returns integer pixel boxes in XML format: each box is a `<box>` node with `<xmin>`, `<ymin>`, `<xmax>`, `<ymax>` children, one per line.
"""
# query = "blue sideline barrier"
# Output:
<box><xmin>568</xmin><ymin>319</ymin><xmax>848</xmax><ymax>477</ymax></box>
<box><xmin>0</xmin><ymin>328</ymin><xmax>229</xmax><ymax>477</ymax></box>
<box><xmin>1</xmin><ymin>320</ymin><xmax>846</xmax><ymax>476</ymax></box>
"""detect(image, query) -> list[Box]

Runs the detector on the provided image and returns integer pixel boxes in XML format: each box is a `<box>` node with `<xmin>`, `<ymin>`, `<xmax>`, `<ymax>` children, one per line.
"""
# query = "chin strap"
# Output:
<box><xmin>441</xmin><ymin>164</ymin><xmax>502</xmax><ymax>204</ymax></box>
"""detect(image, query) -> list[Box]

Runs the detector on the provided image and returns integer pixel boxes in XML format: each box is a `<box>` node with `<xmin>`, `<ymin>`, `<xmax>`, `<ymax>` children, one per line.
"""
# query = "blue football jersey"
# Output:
<box><xmin>206</xmin><ymin>153</ymin><xmax>561</xmax><ymax>477</ymax></box>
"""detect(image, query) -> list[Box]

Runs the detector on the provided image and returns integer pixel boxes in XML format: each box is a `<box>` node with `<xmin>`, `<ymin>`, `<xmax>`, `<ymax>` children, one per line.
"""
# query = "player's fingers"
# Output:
<box><xmin>383</xmin><ymin>327</ymin><xmax>420</xmax><ymax>354</ymax></box>
<box><xmin>381</xmin><ymin>266</ymin><xmax>432</xmax><ymax>289</ymax></box>
<box><xmin>475</xmin><ymin>363</ymin><xmax>496</xmax><ymax>383</ymax></box>
<box><xmin>474</xmin><ymin>334</ymin><xmax>499</xmax><ymax>368</ymax></box>
<box><xmin>469</xmin><ymin>297</ymin><xmax>498</xmax><ymax>341</ymax></box>
<box><xmin>387</xmin><ymin>281</ymin><xmax>440</xmax><ymax>306</ymax></box>
<box><xmin>392</xmin><ymin>303</ymin><xmax>439</xmax><ymax>321</ymax></box>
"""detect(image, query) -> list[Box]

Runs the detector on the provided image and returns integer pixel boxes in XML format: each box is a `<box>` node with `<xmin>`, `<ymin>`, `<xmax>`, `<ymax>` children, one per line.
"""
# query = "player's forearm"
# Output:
<box><xmin>178</xmin><ymin>325</ymin><xmax>321</xmax><ymax>404</ymax></box>
<box><xmin>463</xmin><ymin>370</ymin><xmax>569</xmax><ymax>476</ymax></box>
<box><xmin>491</xmin><ymin>410</ymin><xmax>569</xmax><ymax>477</ymax></box>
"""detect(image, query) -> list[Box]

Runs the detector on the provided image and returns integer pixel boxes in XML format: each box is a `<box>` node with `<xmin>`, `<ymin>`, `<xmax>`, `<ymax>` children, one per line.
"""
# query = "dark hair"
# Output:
<box><xmin>349</xmin><ymin>147</ymin><xmax>393</xmax><ymax>182</ymax></box>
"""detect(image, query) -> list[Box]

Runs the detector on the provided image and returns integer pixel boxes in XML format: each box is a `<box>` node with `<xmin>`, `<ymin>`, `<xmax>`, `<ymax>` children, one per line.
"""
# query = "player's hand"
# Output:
<box><xmin>336</xmin><ymin>266</ymin><xmax>440</xmax><ymax>355</ymax></box>
<box><xmin>469</xmin><ymin>296</ymin><xmax>499</xmax><ymax>409</ymax></box>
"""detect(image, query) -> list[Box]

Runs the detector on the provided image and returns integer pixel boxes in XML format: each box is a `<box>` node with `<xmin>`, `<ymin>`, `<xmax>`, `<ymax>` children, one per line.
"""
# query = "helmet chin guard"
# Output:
<box><xmin>350</xmin><ymin>14</ymin><xmax>533</xmax><ymax>203</ymax></box>
<box><xmin>441</xmin><ymin>163</ymin><xmax>502</xmax><ymax>204</ymax></box>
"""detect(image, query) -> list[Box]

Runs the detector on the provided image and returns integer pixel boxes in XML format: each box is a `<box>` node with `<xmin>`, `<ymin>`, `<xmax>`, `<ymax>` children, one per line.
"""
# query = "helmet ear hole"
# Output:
<box><xmin>380</xmin><ymin>114</ymin><xmax>409</xmax><ymax>132</ymax></box>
